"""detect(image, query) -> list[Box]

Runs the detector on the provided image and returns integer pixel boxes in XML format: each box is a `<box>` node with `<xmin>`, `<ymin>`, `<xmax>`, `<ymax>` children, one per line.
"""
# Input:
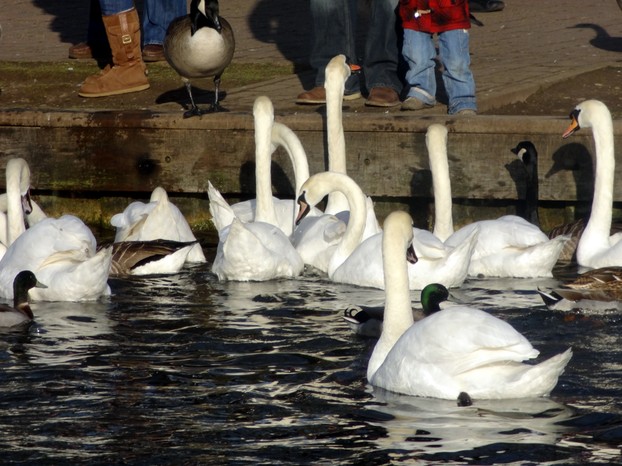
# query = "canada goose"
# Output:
<box><xmin>0</xmin><ymin>271</ymin><xmax>46</xmax><ymax>328</ymax></box>
<box><xmin>164</xmin><ymin>0</ymin><xmax>235</xmax><ymax>117</ymax></box>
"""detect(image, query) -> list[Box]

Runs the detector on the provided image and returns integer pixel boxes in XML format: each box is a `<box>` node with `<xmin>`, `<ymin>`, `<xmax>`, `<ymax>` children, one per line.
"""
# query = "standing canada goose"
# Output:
<box><xmin>164</xmin><ymin>0</ymin><xmax>235</xmax><ymax>117</ymax></box>
<box><xmin>0</xmin><ymin>270</ymin><xmax>46</xmax><ymax>328</ymax></box>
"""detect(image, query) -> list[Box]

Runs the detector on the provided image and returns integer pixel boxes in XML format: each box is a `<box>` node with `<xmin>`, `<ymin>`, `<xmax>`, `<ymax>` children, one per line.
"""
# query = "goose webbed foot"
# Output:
<box><xmin>457</xmin><ymin>391</ymin><xmax>473</xmax><ymax>407</ymax></box>
<box><xmin>183</xmin><ymin>105</ymin><xmax>203</xmax><ymax>119</ymax></box>
<box><xmin>207</xmin><ymin>102</ymin><xmax>229</xmax><ymax>113</ymax></box>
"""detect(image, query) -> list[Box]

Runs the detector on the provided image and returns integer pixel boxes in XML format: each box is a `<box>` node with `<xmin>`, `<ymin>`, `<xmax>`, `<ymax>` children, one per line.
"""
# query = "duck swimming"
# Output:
<box><xmin>164</xmin><ymin>0</ymin><xmax>235</xmax><ymax>117</ymax></box>
<box><xmin>0</xmin><ymin>270</ymin><xmax>46</xmax><ymax>328</ymax></box>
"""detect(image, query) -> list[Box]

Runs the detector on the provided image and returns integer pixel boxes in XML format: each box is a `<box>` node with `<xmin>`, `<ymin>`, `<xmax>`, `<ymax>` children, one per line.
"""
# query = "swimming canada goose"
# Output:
<box><xmin>0</xmin><ymin>270</ymin><xmax>46</xmax><ymax>328</ymax></box>
<box><xmin>164</xmin><ymin>0</ymin><xmax>235</xmax><ymax>117</ymax></box>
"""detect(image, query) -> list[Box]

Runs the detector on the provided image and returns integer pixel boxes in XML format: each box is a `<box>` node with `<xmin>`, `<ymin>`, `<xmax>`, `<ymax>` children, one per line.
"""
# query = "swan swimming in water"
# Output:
<box><xmin>426</xmin><ymin>124</ymin><xmax>568</xmax><ymax>278</ymax></box>
<box><xmin>561</xmin><ymin>100</ymin><xmax>622</xmax><ymax>268</ymax></box>
<box><xmin>366</xmin><ymin>210</ymin><xmax>573</xmax><ymax>402</ymax></box>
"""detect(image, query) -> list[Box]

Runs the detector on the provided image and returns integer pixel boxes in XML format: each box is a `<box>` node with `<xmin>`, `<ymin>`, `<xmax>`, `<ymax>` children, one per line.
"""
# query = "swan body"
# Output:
<box><xmin>297</xmin><ymin>172</ymin><xmax>473</xmax><ymax>289</ymax></box>
<box><xmin>427</xmin><ymin>124</ymin><xmax>567</xmax><ymax>278</ymax></box>
<box><xmin>164</xmin><ymin>0</ymin><xmax>235</xmax><ymax>116</ymax></box>
<box><xmin>211</xmin><ymin>218</ymin><xmax>303</xmax><ymax>281</ymax></box>
<box><xmin>0</xmin><ymin>216</ymin><xmax>112</xmax><ymax>301</ymax></box>
<box><xmin>367</xmin><ymin>211</ymin><xmax>572</xmax><ymax>400</ymax></box>
<box><xmin>562</xmin><ymin>100</ymin><xmax>622</xmax><ymax>268</ymax></box>
<box><xmin>0</xmin><ymin>270</ymin><xmax>46</xmax><ymax>328</ymax></box>
<box><xmin>111</xmin><ymin>186</ymin><xmax>205</xmax><ymax>264</ymax></box>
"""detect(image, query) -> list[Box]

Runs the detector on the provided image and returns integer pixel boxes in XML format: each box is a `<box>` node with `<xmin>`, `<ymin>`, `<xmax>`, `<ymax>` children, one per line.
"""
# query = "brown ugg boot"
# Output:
<box><xmin>79</xmin><ymin>8</ymin><xmax>150</xmax><ymax>97</ymax></box>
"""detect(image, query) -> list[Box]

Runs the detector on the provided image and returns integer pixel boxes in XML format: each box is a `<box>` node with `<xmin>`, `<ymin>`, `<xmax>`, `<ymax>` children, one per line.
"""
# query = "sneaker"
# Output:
<box><xmin>142</xmin><ymin>44</ymin><xmax>166</xmax><ymax>62</ymax></box>
<box><xmin>401</xmin><ymin>96</ymin><xmax>434</xmax><ymax>111</ymax></box>
<box><xmin>295</xmin><ymin>86</ymin><xmax>361</xmax><ymax>105</ymax></box>
<box><xmin>365</xmin><ymin>87</ymin><xmax>400</xmax><ymax>107</ymax></box>
<box><xmin>455</xmin><ymin>109</ymin><xmax>477</xmax><ymax>116</ymax></box>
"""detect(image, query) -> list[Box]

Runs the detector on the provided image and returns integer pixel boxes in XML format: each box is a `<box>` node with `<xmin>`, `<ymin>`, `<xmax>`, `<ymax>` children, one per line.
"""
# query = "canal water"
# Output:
<box><xmin>1</xmin><ymin>249</ymin><xmax>622</xmax><ymax>465</ymax></box>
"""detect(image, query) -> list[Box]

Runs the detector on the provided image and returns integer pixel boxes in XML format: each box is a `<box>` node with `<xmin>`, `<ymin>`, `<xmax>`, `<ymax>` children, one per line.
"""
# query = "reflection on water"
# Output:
<box><xmin>0</xmin><ymin>259</ymin><xmax>622</xmax><ymax>464</ymax></box>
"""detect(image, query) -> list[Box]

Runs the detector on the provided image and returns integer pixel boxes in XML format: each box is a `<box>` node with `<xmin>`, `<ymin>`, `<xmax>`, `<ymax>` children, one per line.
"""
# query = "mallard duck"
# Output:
<box><xmin>0</xmin><ymin>270</ymin><xmax>46</xmax><ymax>328</ymax></box>
<box><xmin>343</xmin><ymin>282</ymin><xmax>445</xmax><ymax>337</ymax></box>
<box><xmin>164</xmin><ymin>0</ymin><xmax>235</xmax><ymax>117</ymax></box>
<box><xmin>538</xmin><ymin>266</ymin><xmax>622</xmax><ymax>311</ymax></box>
<box><xmin>367</xmin><ymin>211</ymin><xmax>572</xmax><ymax>402</ymax></box>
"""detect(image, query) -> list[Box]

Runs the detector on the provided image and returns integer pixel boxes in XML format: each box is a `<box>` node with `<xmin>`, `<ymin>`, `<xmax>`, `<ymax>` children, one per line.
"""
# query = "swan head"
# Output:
<box><xmin>382</xmin><ymin>211</ymin><xmax>418</xmax><ymax>265</ymax></box>
<box><xmin>563</xmin><ymin>100</ymin><xmax>611</xmax><ymax>138</ymax></box>
<box><xmin>420</xmin><ymin>283</ymin><xmax>449</xmax><ymax>315</ymax></box>
<box><xmin>325</xmin><ymin>55</ymin><xmax>353</xmax><ymax>86</ymax></box>
<box><xmin>295</xmin><ymin>172</ymin><xmax>361</xmax><ymax>225</ymax></box>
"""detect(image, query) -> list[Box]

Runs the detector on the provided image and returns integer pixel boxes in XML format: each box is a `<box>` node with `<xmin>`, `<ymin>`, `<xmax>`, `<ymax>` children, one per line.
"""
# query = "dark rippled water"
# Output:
<box><xmin>1</xmin><ymin>254</ymin><xmax>622</xmax><ymax>465</ymax></box>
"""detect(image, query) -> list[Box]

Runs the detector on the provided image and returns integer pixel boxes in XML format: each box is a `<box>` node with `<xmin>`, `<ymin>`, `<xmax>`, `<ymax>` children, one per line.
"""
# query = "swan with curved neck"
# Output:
<box><xmin>297</xmin><ymin>172</ymin><xmax>476</xmax><ymax>289</ymax></box>
<box><xmin>427</xmin><ymin>124</ymin><xmax>567</xmax><ymax>278</ymax></box>
<box><xmin>562</xmin><ymin>100</ymin><xmax>622</xmax><ymax>268</ymax></box>
<box><xmin>367</xmin><ymin>211</ymin><xmax>573</xmax><ymax>400</ymax></box>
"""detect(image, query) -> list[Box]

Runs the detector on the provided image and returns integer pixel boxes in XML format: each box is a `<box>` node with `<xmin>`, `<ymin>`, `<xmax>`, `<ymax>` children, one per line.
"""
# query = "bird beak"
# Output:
<box><xmin>406</xmin><ymin>243</ymin><xmax>418</xmax><ymax>264</ymax></box>
<box><xmin>21</xmin><ymin>190</ymin><xmax>33</xmax><ymax>216</ymax></box>
<box><xmin>562</xmin><ymin>109</ymin><xmax>581</xmax><ymax>139</ymax></box>
<box><xmin>36</xmin><ymin>279</ymin><xmax>47</xmax><ymax>289</ymax></box>
<box><xmin>295</xmin><ymin>194</ymin><xmax>310</xmax><ymax>226</ymax></box>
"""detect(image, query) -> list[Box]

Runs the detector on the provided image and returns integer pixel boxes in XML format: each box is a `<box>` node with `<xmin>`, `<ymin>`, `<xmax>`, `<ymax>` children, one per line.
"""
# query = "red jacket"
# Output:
<box><xmin>400</xmin><ymin>0</ymin><xmax>470</xmax><ymax>33</ymax></box>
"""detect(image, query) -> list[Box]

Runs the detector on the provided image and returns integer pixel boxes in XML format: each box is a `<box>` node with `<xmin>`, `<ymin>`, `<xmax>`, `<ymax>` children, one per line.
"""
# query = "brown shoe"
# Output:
<box><xmin>142</xmin><ymin>44</ymin><xmax>165</xmax><ymax>62</ymax></box>
<box><xmin>69</xmin><ymin>42</ymin><xmax>94</xmax><ymax>59</ymax></box>
<box><xmin>365</xmin><ymin>87</ymin><xmax>400</xmax><ymax>107</ymax></box>
<box><xmin>296</xmin><ymin>86</ymin><xmax>361</xmax><ymax>105</ymax></box>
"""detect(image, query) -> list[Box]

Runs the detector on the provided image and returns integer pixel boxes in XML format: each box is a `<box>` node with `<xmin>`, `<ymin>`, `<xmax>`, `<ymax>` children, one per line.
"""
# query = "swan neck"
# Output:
<box><xmin>427</xmin><ymin>128</ymin><xmax>454</xmax><ymax>241</ymax></box>
<box><xmin>585</xmin><ymin>114</ymin><xmax>615</xmax><ymax>243</ymax></box>
<box><xmin>254</xmin><ymin>111</ymin><xmax>279</xmax><ymax>227</ymax></box>
<box><xmin>6</xmin><ymin>159</ymin><xmax>28</xmax><ymax>245</ymax></box>
<box><xmin>271</xmin><ymin>123</ymin><xmax>310</xmax><ymax>197</ymax></box>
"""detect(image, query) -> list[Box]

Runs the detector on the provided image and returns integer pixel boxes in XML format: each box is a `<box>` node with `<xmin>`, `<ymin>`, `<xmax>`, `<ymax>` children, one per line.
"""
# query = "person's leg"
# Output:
<box><xmin>79</xmin><ymin>0</ymin><xmax>150</xmax><ymax>97</ymax></box>
<box><xmin>142</xmin><ymin>0</ymin><xmax>187</xmax><ymax>46</ymax></box>
<box><xmin>297</xmin><ymin>0</ymin><xmax>360</xmax><ymax>103</ymax></box>
<box><xmin>401</xmin><ymin>28</ymin><xmax>436</xmax><ymax>110</ymax></box>
<box><xmin>437</xmin><ymin>29</ymin><xmax>477</xmax><ymax>114</ymax></box>
<box><xmin>68</xmin><ymin>0</ymin><xmax>110</xmax><ymax>60</ymax></box>
<box><xmin>364</xmin><ymin>0</ymin><xmax>402</xmax><ymax>107</ymax></box>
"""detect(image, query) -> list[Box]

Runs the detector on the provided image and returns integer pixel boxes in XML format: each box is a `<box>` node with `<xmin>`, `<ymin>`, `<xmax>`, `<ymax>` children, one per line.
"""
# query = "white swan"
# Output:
<box><xmin>323</xmin><ymin>54</ymin><xmax>381</xmax><ymax>240</ymax></box>
<box><xmin>367</xmin><ymin>210</ymin><xmax>573</xmax><ymax>401</ymax></box>
<box><xmin>297</xmin><ymin>172</ymin><xmax>476</xmax><ymax>289</ymax></box>
<box><xmin>0</xmin><ymin>215</ymin><xmax>112</xmax><ymax>301</ymax></box>
<box><xmin>427</xmin><ymin>124</ymin><xmax>568</xmax><ymax>277</ymax></box>
<box><xmin>562</xmin><ymin>100</ymin><xmax>622</xmax><ymax>268</ymax></box>
<box><xmin>210</xmin><ymin>97</ymin><xmax>304</xmax><ymax>281</ymax></box>
<box><xmin>111</xmin><ymin>186</ymin><xmax>206</xmax><ymax>264</ymax></box>
<box><xmin>207</xmin><ymin>102</ymin><xmax>322</xmax><ymax>237</ymax></box>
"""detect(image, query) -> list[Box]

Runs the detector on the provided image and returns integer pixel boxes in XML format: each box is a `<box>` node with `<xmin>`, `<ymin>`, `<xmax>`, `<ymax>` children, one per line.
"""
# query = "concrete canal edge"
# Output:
<box><xmin>0</xmin><ymin>109</ymin><xmax>621</xmax><ymax>234</ymax></box>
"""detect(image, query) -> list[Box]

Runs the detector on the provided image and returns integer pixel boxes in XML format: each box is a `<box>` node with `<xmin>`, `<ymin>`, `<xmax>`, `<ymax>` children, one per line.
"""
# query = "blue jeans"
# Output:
<box><xmin>309</xmin><ymin>0</ymin><xmax>402</xmax><ymax>94</ymax></box>
<box><xmin>403</xmin><ymin>28</ymin><xmax>477</xmax><ymax>114</ymax></box>
<box><xmin>142</xmin><ymin>0</ymin><xmax>187</xmax><ymax>45</ymax></box>
<box><xmin>96</xmin><ymin>0</ymin><xmax>186</xmax><ymax>45</ymax></box>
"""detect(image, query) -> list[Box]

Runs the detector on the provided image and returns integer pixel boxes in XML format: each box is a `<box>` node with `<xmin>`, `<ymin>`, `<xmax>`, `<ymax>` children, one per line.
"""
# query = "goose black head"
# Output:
<box><xmin>191</xmin><ymin>0</ymin><xmax>222</xmax><ymax>35</ymax></box>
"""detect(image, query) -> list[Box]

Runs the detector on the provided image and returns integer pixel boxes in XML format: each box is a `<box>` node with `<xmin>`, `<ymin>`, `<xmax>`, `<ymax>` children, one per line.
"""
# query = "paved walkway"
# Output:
<box><xmin>1</xmin><ymin>0</ymin><xmax>622</xmax><ymax>113</ymax></box>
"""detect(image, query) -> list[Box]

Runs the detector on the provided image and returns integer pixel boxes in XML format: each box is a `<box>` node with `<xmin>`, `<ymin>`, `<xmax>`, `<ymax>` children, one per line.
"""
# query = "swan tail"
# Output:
<box><xmin>519</xmin><ymin>348</ymin><xmax>573</xmax><ymax>397</ymax></box>
<box><xmin>207</xmin><ymin>181</ymin><xmax>237</xmax><ymax>234</ymax></box>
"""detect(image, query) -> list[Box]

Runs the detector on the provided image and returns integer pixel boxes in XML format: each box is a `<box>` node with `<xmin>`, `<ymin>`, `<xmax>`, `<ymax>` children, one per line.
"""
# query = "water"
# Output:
<box><xmin>1</xmin><ymin>254</ymin><xmax>622</xmax><ymax>465</ymax></box>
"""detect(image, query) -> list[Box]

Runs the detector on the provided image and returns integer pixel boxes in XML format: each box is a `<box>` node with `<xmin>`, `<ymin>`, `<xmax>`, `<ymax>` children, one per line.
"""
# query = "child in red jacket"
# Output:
<box><xmin>399</xmin><ymin>0</ymin><xmax>477</xmax><ymax>115</ymax></box>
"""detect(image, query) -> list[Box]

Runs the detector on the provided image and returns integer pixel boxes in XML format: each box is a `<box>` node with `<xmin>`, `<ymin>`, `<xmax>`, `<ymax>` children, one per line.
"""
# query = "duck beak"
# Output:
<box><xmin>35</xmin><ymin>279</ymin><xmax>47</xmax><ymax>289</ymax></box>
<box><xmin>562</xmin><ymin>109</ymin><xmax>581</xmax><ymax>139</ymax></box>
<box><xmin>406</xmin><ymin>243</ymin><xmax>418</xmax><ymax>264</ymax></box>
<box><xmin>295</xmin><ymin>193</ymin><xmax>310</xmax><ymax>226</ymax></box>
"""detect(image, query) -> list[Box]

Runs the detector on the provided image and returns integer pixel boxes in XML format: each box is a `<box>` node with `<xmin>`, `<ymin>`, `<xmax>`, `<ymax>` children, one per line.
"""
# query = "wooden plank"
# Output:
<box><xmin>0</xmin><ymin>109</ymin><xmax>619</xmax><ymax>204</ymax></box>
